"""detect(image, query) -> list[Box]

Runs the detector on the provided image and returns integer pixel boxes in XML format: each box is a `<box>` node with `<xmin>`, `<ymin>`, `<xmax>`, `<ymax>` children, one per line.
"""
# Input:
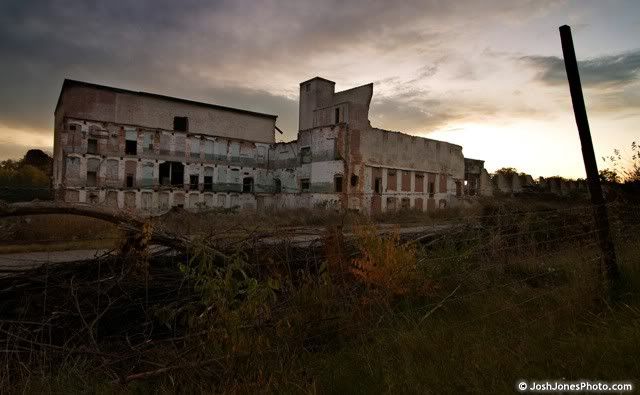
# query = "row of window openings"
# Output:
<box><xmin>85</xmin><ymin>168</ymin><xmax>435</xmax><ymax>195</ymax></box>
<box><xmin>87</xmin><ymin>137</ymin><xmax>264</xmax><ymax>161</ymax></box>
<box><xmin>374</xmin><ymin>175</ymin><xmax>436</xmax><ymax>197</ymax></box>
<box><xmin>87</xmin><ymin>172</ymin><xmax>256</xmax><ymax>193</ymax></box>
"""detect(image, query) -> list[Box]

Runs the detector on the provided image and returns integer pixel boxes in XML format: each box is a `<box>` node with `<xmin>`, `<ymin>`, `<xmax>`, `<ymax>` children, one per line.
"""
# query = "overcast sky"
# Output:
<box><xmin>1</xmin><ymin>0</ymin><xmax>638</xmax><ymax>178</ymax></box>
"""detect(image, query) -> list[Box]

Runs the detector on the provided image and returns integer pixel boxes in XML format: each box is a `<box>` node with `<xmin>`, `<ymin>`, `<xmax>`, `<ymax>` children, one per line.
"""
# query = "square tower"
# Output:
<box><xmin>298</xmin><ymin>77</ymin><xmax>335</xmax><ymax>131</ymax></box>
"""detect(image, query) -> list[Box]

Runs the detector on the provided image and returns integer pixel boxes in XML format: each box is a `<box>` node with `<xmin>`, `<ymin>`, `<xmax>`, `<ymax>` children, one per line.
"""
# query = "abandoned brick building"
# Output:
<box><xmin>52</xmin><ymin>77</ymin><xmax>491</xmax><ymax>213</ymax></box>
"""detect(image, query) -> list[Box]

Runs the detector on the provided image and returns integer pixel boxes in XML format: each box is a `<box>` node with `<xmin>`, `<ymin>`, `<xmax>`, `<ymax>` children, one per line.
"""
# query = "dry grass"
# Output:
<box><xmin>0</xmin><ymin>214</ymin><xmax>120</xmax><ymax>252</ymax></box>
<box><xmin>2</xmin><ymin>200</ymin><xmax>639</xmax><ymax>393</ymax></box>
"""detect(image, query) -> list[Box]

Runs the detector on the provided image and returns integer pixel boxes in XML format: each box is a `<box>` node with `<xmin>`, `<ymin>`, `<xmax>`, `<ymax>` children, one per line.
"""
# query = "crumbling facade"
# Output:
<box><xmin>53</xmin><ymin>77</ymin><xmax>491</xmax><ymax>213</ymax></box>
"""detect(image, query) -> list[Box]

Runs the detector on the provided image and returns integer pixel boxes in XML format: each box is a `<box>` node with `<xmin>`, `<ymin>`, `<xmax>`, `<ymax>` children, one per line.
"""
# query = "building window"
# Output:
<box><xmin>300</xmin><ymin>178</ymin><xmax>310</xmax><ymax>192</ymax></box>
<box><xmin>242</xmin><ymin>177</ymin><xmax>254</xmax><ymax>193</ymax></box>
<box><xmin>350</xmin><ymin>174</ymin><xmax>358</xmax><ymax>187</ymax></box>
<box><xmin>256</xmin><ymin>146</ymin><xmax>266</xmax><ymax>163</ymax></box>
<box><xmin>87</xmin><ymin>138</ymin><xmax>98</xmax><ymax>154</ymax></box>
<box><xmin>401</xmin><ymin>198</ymin><xmax>411</xmax><ymax>210</ymax></box>
<box><xmin>204</xmin><ymin>175</ymin><xmax>213</xmax><ymax>191</ymax></box>
<box><xmin>274</xmin><ymin>178</ymin><xmax>282</xmax><ymax>193</ymax></box>
<box><xmin>125</xmin><ymin>130</ymin><xmax>137</xmax><ymax>155</ymax></box>
<box><xmin>387</xmin><ymin>171</ymin><xmax>397</xmax><ymax>191</ymax></box>
<box><xmin>190</xmin><ymin>174</ymin><xmax>199</xmax><ymax>190</ymax></box>
<box><xmin>334</xmin><ymin>175</ymin><xmax>343</xmax><ymax>192</ymax></box>
<box><xmin>300</xmin><ymin>147</ymin><xmax>311</xmax><ymax>164</ymax></box>
<box><xmin>335</xmin><ymin>108</ymin><xmax>340</xmax><ymax>124</ymax></box>
<box><xmin>374</xmin><ymin>178</ymin><xmax>382</xmax><ymax>194</ymax></box>
<box><xmin>141</xmin><ymin>163</ymin><xmax>154</xmax><ymax>188</ymax></box>
<box><xmin>159</xmin><ymin>161</ymin><xmax>184</xmax><ymax>186</ymax></box>
<box><xmin>428</xmin><ymin>181</ymin><xmax>435</xmax><ymax>198</ymax></box>
<box><xmin>174</xmin><ymin>116</ymin><xmax>188</xmax><ymax>132</ymax></box>
<box><xmin>86</xmin><ymin>171</ymin><xmax>97</xmax><ymax>187</ymax></box>
<box><xmin>126</xmin><ymin>175</ymin><xmax>134</xmax><ymax>188</ymax></box>
<box><xmin>190</xmin><ymin>138</ymin><xmax>200</xmax><ymax>159</ymax></box>
<box><xmin>142</xmin><ymin>132</ymin><xmax>154</xmax><ymax>154</ymax></box>
<box><xmin>415</xmin><ymin>173</ymin><xmax>424</xmax><ymax>193</ymax></box>
<box><xmin>386</xmin><ymin>197</ymin><xmax>396</xmax><ymax>211</ymax></box>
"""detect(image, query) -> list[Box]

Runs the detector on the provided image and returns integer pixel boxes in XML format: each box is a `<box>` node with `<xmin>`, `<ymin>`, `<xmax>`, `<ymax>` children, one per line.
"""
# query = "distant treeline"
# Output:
<box><xmin>0</xmin><ymin>149</ymin><xmax>53</xmax><ymax>202</ymax></box>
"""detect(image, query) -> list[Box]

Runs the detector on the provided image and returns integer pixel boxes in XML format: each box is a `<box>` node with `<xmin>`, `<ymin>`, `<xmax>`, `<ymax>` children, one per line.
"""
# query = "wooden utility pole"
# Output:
<box><xmin>559</xmin><ymin>25</ymin><xmax>620</xmax><ymax>284</ymax></box>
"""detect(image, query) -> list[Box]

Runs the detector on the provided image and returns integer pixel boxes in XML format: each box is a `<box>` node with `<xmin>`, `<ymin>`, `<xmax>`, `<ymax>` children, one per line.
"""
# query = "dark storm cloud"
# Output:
<box><xmin>0</xmin><ymin>0</ymin><xmax>568</xmax><ymax>158</ymax></box>
<box><xmin>521</xmin><ymin>50</ymin><xmax>640</xmax><ymax>88</ymax></box>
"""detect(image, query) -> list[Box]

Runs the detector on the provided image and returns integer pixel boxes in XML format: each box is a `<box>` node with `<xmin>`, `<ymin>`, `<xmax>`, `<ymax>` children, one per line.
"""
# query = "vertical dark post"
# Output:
<box><xmin>559</xmin><ymin>25</ymin><xmax>619</xmax><ymax>284</ymax></box>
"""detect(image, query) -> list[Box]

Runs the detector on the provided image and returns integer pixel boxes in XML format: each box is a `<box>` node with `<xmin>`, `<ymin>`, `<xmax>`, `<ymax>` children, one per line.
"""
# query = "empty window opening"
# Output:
<box><xmin>126</xmin><ymin>174</ymin><xmax>134</xmax><ymax>188</ymax></box>
<box><xmin>204</xmin><ymin>175</ymin><xmax>213</xmax><ymax>191</ymax></box>
<box><xmin>142</xmin><ymin>132</ymin><xmax>154</xmax><ymax>154</ymax></box>
<box><xmin>256</xmin><ymin>146</ymin><xmax>266</xmax><ymax>163</ymax></box>
<box><xmin>141</xmin><ymin>164</ymin><xmax>154</xmax><ymax>187</ymax></box>
<box><xmin>242</xmin><ymin>177</ymin><xmax>254</xmax><ymax>193</ymax></box>
<box><xmin>87</xmin><ymin>138</ymin><xmax>98</xmax><ymax>154</ymax></box>
<box><xmin>174</xmin><ymin>116</ymin><xmax>188</xmax><ymax>132</ymax></box>
<box><xmin>190</xmin><ymin>174</ymin><xmax>199</xmax><ymax>190</ymax></box>
<box><xmin>159</xmin><ymin>161</ymin><xmax>185</xmax><ymax>186</ymax></box>
<box><xmin>217</xmin><ymin>167</ymin><xmax>227</xmax><ymax>183</ymax></box>
<box><xmin>300</xmin><ymin>147</ymin><xmax>311</xmax><ymax>164</ymax></box>
<box><xmin>125</xmin><ymin>129</ymin><xmax>137</xmax><ymax>155</ymax></box>
<box><xmin>415</xmin><ymin>173</ymin><xmax>425</xmax><ymax>193</ymax></box>
<box><xmin>190</xmin><ymin>138</ymin><xmax>200</xmax><ymax>159</ymax></box>
<box><xmin>374</xmin><ymin>178</ymin><xmax>382</xmax><ymax>194</ymax></box>
<box><xmin>335</xmin><ymin>108</ymin><xmax>340</xmax><ymax>124</ymax></box>
<box><xmin>386</xmin><ymin>197</ymin><xmax>396</xmax><ymax>211</ymax></box>
<box><xmin>204</xmin><ymin>140</ymin><xmax>215</xmax><ymax>160</ymax></box>
<box><xmin>274</xmin><ymin>178</ymin><xmax>282</xmax><ymax>193</ymax></box>
<box><xmin>334</xmin><ymin>176</ymin><xmax>343</xmax><ymax>192</ymax></box>
<box><xmin>86</xmin><ymin>171</ymin><xmax>97</xmax><ymax>187</ymax></box>
<box><xmin>387</xmin><ymin>171</ymin><xmax>397</xmax><ymax>191</ymax></box>
<box><xmin>300</xmin><ymin>178</ymin><xmax>310</xmax><ymax>192</ymax></box>
<box><xmin>428</xmin><ymin>181</ymin><xmax>435</xmax><ymax>198</ymax></box>
<box><xmin>158</xmin><ymin>134</ymin><xmax>170</xmax><ymax>156</ymax></box>
<box><xmin>350</xmin><ymin>174</ymin><xmax>358</xmax><ymax>187</ymax></box>
<box><xmin>401</xmin><ymin>198</ymin><xmax>411</xmax><ymax>210</ymax></box>
<box><xmin>230</xmin><ymin>168</ymin><xmax>240</xmax><ymax>184</ymax></box>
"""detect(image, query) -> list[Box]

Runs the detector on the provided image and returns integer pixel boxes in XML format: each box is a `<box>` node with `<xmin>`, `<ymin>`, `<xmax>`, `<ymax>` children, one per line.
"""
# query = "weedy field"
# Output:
<box><xmin>0</xmin><ymin>198</ymin><xmax>639</xmax><ymax>394</ymax></box>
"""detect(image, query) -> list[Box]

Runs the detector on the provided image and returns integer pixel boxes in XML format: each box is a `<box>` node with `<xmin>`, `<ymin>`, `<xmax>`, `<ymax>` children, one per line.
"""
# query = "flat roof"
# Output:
<box><xmin>55</xmin><ymin>79</ymin><xmax>278</xmax><ymax>120</ymax></box>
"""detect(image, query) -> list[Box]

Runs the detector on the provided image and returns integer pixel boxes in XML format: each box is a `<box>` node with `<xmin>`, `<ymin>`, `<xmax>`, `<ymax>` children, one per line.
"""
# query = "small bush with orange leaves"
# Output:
<box><xmin>350</xmin><ymin>224</ymin><xmax>424</xmax><ymax>298</ymax></box>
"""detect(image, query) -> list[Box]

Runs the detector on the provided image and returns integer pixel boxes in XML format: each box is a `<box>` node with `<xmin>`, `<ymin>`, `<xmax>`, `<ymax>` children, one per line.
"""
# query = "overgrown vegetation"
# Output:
<box><xmin>0</xmin><ymin>149</ymin><xmax>52</xmax><ymax>202</ymax></box>
<box><xmin>1</xmin><ymin>200</ymin><xmax>639</xmax><ymax>393</ymax></box>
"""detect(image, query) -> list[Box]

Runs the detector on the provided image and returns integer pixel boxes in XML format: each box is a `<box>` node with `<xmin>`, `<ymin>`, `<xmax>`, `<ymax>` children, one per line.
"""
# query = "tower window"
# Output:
<box><xmin>335</xmin><ymin>108</ymin><xmax>340</xmax><ymax>124</ymax></box>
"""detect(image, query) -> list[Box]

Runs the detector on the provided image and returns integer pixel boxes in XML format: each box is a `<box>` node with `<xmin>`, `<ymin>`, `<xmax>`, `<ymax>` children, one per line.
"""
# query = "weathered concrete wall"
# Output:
<box><xmin>57</xmin><ymin>82</ymin><xmax>277</xmax><ymax>143</ymax></box>
<box><xmin>53</xmin><ymin>77</ymin><xmax>484</xmax><ymax>215</ymax></box>
<box><xmin>358</xmin><ymin>129</ymin><xmax>464</xmax><ymax>180</ymax></box>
